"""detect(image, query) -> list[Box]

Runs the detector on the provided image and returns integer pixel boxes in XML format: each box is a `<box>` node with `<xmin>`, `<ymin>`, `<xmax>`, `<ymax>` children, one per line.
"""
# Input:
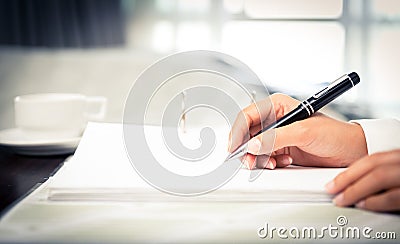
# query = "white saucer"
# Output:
<box><xmin>0</xmin><ymin>128</ymin><xmax>81</xmax><ymax>156</ymax></box>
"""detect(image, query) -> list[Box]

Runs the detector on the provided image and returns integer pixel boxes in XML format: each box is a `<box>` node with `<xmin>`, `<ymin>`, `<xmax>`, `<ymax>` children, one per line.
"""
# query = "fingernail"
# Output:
<box><xmin>267</xmin><ymin>161</ymin><xmax>275</xmax><ymax>170</ymax></box>
<box><xmin>355</xmin><ymin>200</ymin><xmax>365</xmax><ymax>209</ymax></box>
<box><xmin>325</xmin><ymin>180</ymin><xmax>335</xmax><ymax>192</ymax></box>
<box><xmin>249</xmin><ymin>162</ymin><xmax>255</xmax><ymax>170</ymax></box>
<box><xmin>248</xmin><ymin>139</ymin><xmax>261</xmax><ymax>154</ymax></box>
<box><xmin>243</xmin><ymin>159</ymin><xmax>251</xmax><ymax>170</ymax></box>
<box><xmin>333</xmin><ymin>193</ymin><xmax>344</xmax><ymax>206</ymax></box>
<box><xmin>282</xmin><ymin>156</ymin><xmax>292</xmax><ymax>165</ymax></box>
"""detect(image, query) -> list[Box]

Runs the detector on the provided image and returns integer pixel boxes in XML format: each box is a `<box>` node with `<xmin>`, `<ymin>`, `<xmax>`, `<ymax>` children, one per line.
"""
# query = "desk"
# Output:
<box><xmin>0</xmin><ymin>147</ymin><xmax>69</xmax><ymax>213</ymax></box>
<box><xmin>0</xmin><ymin>146</ymin><xmax>398</xmax><ymax>243</ymax></box>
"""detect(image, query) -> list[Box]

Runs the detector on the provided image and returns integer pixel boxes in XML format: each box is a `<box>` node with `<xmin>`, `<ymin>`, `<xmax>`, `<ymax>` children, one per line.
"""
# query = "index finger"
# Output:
<box><xmin>228</xmin><ymin>99</ymin><xmax>273</xmax><ymax>152</ymax></box>
<box><xmin>228</xmin><ymin>93</ymin><xmax>300</xmax><ymax>152</ymax></box>
<box><xmin>326</xmin><ymin>150</ymin><xmax>400</xmax><ymax>195</ymax></box>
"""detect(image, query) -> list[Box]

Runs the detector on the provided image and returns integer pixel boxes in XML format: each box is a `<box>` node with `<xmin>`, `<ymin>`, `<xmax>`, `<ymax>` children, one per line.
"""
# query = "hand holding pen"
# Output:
<box><xmin>227</xmin><ymin>73</ymin><xmax>368</xmax><ymax>170</ymax></box>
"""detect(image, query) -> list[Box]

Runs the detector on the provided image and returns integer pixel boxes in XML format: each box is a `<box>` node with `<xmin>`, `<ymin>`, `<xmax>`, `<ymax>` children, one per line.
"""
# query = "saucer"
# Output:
<box><xmin>0</xmin><ymin>128</ymin><xmax>81</xmax><ymax>156</ymax></box>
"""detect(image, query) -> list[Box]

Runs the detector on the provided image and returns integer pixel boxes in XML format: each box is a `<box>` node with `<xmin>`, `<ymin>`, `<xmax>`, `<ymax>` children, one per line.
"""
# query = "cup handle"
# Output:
<box><xmin>85</xmin><ymin>96</ymin><xmax>107</xmax><ymax>121</ymax></box>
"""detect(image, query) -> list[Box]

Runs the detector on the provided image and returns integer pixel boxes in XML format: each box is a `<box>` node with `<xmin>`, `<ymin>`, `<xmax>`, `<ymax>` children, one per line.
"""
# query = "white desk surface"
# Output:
<box><xmin>0</xmin><ymin>180</ymin><xmax>399</xmax><ymax>244</ymax></box>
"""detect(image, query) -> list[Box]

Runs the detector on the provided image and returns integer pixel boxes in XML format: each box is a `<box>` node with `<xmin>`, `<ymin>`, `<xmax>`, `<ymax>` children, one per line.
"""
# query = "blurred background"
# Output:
<box><xmin>0</xmin><ymin>0</ymin><xmax>399</xmax><ymax>130</ymax></box>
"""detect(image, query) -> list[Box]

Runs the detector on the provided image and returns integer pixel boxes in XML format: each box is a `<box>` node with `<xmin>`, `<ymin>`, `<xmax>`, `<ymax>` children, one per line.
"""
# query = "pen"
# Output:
<box><xmin>225</xmin><ymin>72</ymin><xmax>360</xmax><ymax>162</ymax></box>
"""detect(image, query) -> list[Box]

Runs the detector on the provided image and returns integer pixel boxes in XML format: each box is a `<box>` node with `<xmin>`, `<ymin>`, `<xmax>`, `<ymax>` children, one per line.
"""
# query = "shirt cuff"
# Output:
<box><xmin>351</xmin><ymin>119</ymin><xmax>400</xmax><ymax>155</ymax></box>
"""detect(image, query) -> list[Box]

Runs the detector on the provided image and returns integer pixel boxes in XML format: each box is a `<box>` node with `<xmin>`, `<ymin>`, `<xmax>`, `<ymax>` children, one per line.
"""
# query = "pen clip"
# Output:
<box><xmin>313</xmin><ymin>74</ymin><xmax>348</xmax><ymax>99</ymax></box>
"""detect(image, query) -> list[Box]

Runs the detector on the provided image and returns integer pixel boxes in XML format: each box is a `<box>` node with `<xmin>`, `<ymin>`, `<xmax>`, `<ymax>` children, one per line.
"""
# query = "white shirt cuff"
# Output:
<box><xmin>351</xmin><ymin>119</ymin><xmax>400</xmax><ymax>155</ymax></box>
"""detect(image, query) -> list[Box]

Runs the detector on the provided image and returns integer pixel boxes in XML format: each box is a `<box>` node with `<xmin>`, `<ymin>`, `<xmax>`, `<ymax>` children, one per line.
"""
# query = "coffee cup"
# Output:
<box><xmin>14</xmin><ymin>93</ymin><xmax>107</xmax><ymax>140</ymax></box>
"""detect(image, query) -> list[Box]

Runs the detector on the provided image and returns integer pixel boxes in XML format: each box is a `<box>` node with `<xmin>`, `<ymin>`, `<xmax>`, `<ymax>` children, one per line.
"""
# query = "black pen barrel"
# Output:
<box><xmin>306</xmin><ymin>73</ymin><xmax>360</xmax><ymax>112</ymax></box>
<box><xmin>255</xmin><ymin>105</ymin><xmax>309</xmax><ymax>137</ymax></box>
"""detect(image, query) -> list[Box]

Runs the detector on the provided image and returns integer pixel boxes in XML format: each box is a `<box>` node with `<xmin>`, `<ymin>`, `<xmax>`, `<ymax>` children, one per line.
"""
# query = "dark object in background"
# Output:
<box><xmin>0</xmin><ymin>0</ymin><xmax>125</xmax><ymax>48</ymax></box>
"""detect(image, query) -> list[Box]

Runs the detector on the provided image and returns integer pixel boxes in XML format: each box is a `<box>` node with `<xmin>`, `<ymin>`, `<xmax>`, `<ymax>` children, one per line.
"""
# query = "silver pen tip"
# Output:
<box><xmin>224</xmin><ymin>154</ymin><xmax>234</xmax><ymax>162</ymax></box>
<box><xmin>224</xmin><ymin>148</ymin><xmax>245</xmax><ymax>162</ymax></box>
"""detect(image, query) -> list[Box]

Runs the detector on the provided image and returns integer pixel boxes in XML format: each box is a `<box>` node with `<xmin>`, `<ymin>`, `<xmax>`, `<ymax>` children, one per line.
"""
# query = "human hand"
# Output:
<box><xmin>325</xmin><ymin>149</ymin><xmax>400</xmax><ymax>212</ymax></box>
<box><xmin>228</xmin><ymin>93</ymin><xmax>368</xmax><ymax>169</ymax></box>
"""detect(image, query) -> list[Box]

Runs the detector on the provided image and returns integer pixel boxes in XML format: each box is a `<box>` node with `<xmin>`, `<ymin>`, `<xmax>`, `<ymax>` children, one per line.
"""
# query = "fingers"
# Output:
<box><xmin>246</xmin><ymin>121</ymin><xmax>306</xmax><ymax>155</ymax></box>
<box><xmin>332</xmin><ymin>164</ymin><xmax>400</xmax><ymax>207</ymax></box>
<box><xmin>228</xmin><ymin>99</ymin><xmax>274</xmax><ymax>152</ymax></box>
<box><xmin>326</xmin><ymin>151</ymin><xmax>400</xmax><ymax>194</ymax></box>
<box><xmin>228</xmin><ymin>93</ymin><xmax>300</xmax><ymax>153</ymax></box>
<box><xmin>242</xmin><ymin>154</ymin><xmax>258</xmax><ymax>170</ymax></box>
<box><xmin>325</xmin><ymin>153</ymin><xmax>380</xmax><ymax>195</ymax></box>
<box><xmin>325</xmin><ymin>150</ymin><xmax>400</xmax><ymax>212</ymax></box>
<box><xmin>273</xmin><ymin>154</ymin><xmax>293</xmax><ymax>167</ymax></box>
<box><xmin>255</xmin><ymin>155</ymin><xmax>276</xmax><ymax>170</ymax></box>
<box><xmin>228</xmin><ymin>110</ymin><xmax>251</xmax><ymax>153</ymax></box>
<box><xmin>356</xmin><ymin>188</ymin><xmax>400</xmax><ymax>212</ymax></box>
<box><xmin>269</xmin><ymin>93</ymin><xmax>301</xmax><ymax>119</ymax></box>
<box><xmin>241</xmin><ymin>153</ymin><xmax>292</xmax><ymax>170</ymax></box>
<box><xmin>242</xmin><ymin>154</ymin><xmax>274</xmax><ymax>170</ymax></box>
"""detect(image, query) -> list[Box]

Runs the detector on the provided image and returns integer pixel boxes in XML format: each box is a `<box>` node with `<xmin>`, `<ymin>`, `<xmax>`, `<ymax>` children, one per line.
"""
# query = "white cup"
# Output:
<box><xmin>14</xmin><ymin>93</ymin><xmax>107</xmax><ymax>139</ymax></box>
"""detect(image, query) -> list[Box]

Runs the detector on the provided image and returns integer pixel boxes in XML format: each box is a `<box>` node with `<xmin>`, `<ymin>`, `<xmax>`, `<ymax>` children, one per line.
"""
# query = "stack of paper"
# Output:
<box><xmin>47</xmin><ymin>122</ymin><xmax>344</xmax><ymax>202</ymax></box>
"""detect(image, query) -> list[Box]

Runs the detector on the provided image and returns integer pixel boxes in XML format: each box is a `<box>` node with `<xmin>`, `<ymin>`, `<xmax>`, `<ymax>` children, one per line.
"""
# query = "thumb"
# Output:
<box><xmin>247</xmin><ymin>122</ymin><xmax>304</xmax><ymax>155</ymax></box>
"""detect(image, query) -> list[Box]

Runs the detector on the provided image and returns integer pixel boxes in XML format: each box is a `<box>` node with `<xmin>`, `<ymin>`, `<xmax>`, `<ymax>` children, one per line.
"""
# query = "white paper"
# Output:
<box><xmin>47</xmin><ymin>122</ymin><xmax>345</xmax><ymax>202</ymax></box>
